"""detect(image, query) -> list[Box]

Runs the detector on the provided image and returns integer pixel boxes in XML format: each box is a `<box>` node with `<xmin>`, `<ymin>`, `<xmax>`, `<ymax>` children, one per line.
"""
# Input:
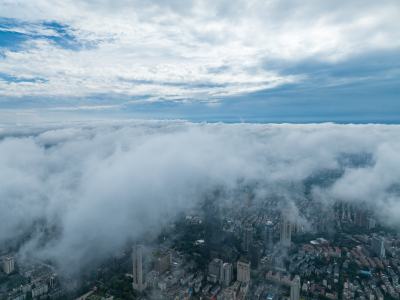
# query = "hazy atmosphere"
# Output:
<box><xmin>1</xmin><ymin>121</ymin><xmax>400</xmax><ymax>274</ymax></box>
<box><xmin>1</xmin><ymin>1</ymin><xmax>399</xmax><ymax>300</ymax></box>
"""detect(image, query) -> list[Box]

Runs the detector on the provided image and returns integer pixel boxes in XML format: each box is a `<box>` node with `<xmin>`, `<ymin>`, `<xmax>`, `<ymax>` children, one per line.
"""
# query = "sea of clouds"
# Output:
<box><xmin>1</xmin><ymin>121</ymin><xmax>399</xmax><ymax>274</ymax></box>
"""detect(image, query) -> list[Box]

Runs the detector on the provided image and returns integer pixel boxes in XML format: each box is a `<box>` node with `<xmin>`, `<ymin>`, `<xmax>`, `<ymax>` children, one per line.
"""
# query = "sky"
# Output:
<box><xmin>0</xmin><ymin>0</ymin><xmax>399</xmax><ymax>123</ymax></box>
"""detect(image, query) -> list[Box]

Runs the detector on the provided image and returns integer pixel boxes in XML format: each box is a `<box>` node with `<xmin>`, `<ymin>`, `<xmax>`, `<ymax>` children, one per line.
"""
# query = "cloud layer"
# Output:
<box><xmin>0</xmin><ymin>0</ymin><xmax>399</xmax><ymax>104</ymax></box>
<box><xmin>1</xmin><ymin>121</ymin><xmax>400</xmax><ymax>273</ymax></box>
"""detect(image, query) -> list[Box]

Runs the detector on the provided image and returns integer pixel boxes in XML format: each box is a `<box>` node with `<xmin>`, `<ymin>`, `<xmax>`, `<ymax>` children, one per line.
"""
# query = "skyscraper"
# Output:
<box><xmin>132</xmin><ymin>245</ymin><xmax>146</xmax><ymax>292</ymax></box>
<box><xmin>2</xmin><ymin>256</ymin><xmax>15</xmax><ymax>274</ymax></box>
<box><xmin>371</xmin><ymin>236</ymin><xmax>385</xmax><ymax>258</ymax></box>
<box><xmin>290</xmin><ymin>275</ymin><xmax>301</xmax><ymax>300</ymax></box>
<box><xmin>265</xmin><ymin>221</ymin><xmax>274</xmax><ymax>251</ymax></box>
<box><xmin>236</xmin><ymin>260</ymin><xmax>251</xmax><ymax>283</ymax></box>
<box><xmin>241</xmin><ymin>225</ymin><xmax>253</xmax><ymax>252</ymax></box>
<box><xmin>250</xmin><ymin>243</ymin><xmax>261</xmax><ymax>269</ymax></box>
<box><xmin>221</xmin><ymin>262</ymin><xmax>233</xmax><ymax>286</ymax></box>
<box><xmin>280</xmin><ymin>213</ymin><xmax>292</xmax><ymax>247</ymax></box>
<box><xmin>207</xmin><ymin>258</ymin><xmax>223</xmax><ymax>283</ymax></box>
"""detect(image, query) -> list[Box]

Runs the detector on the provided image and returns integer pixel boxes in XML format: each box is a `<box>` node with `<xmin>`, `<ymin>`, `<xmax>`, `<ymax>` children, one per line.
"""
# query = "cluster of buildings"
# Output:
<box><xmin>120</xmin><ymin>203</ymin><xmax>308</xmax><ymax>300</ymax></box>
<box><xmin>129</xmin><ymin>243</ymin><xmax>253</xmax><ymax>299</ymax></box>
<box><xmin>277</xmin><ymin>231</ymin><xmax>400</xmax><ymax>300</ymax></box>
<box><xmin>0</xmin><ymin>255</ymin><xmax>60</xmax><ymax>300</ymax></box>
<box><xmin>3</xmin><ymin>197</ymin><xmax>400</xmax><ymax>300</ymax></box>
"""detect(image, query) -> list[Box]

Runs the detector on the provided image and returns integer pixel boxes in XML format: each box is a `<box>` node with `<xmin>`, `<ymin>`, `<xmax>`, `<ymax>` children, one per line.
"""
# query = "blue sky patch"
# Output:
<box><xmin>0</xmin><ymin>72</ymin><xmax>47</xmax><ymax>83</ymax></box>
<box><xmin>0</xmin><ymin>18</ymin><xmax>91</xmax><ymax>51</ymax></box>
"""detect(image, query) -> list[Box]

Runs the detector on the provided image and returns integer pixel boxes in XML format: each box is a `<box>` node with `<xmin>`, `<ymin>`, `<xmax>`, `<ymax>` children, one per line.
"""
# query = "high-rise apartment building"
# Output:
<box><xmin>208</xmin><ymin>258</ymin><xmax>223</xmax><ymax>283</ymax></box>
<box><xmin>221</xmin><ymin>262</ymin><xmax>233</xmax><ymax>286</ymax></box>
<box><xmin>2</xmin><ymin>256</ymin><xmax>14</xmax><ymax>275</ymax></box>
<box><xmin>236</xmin><ymin>260</ymin><xmax>251</xmax><ymax>283</ymax></box>
<box><xmin>290</xmin><ymin>275</ymin><xmax>301</xmax><ymax>300</ymax></box>
<box><xmin>371</xmin><ymin>236</ymin><xmax>385</xmax><ymax>258</ymax></box>
<box><xmin>132</xmin><ymin>245</ymin><xmax>146</xmax><ymax>292</ymax></box>
<box><xmin>280</xmin><ymin>213</ymin><xmax>292</xmax><ymax>247</ymax></box>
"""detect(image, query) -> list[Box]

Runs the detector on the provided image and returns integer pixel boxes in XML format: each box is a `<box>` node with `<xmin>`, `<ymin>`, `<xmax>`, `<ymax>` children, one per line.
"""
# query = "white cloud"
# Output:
<box><xmin>0</xmin><ymin>0</ymin><xmax>398</xmax><ymax>101</ymax></box>
<box><xmin>1</xmin><ymin>121</ymin><xmax>400</xmax><ymax>273</ymax></box>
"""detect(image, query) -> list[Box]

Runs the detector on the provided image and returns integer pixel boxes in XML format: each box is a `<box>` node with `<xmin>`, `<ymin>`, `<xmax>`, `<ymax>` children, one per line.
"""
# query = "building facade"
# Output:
<box><xmin>221</xmin><ymin>262</ymin><xmax>233</xmax><ymax>286</ymax></box>
<box><xmin>207</xmin><ymin>258</ymin><xmax>223</xmax><ymax>283</ymax></box>
<box><xmin>280</xmin><ymin>213</ymin><xmax>292</xmax><ymax>247</ymax></box>
<box><xmin>236</xmin><ymin>260</ymin><xmax>251</xmax><ymax>283</ymax></box>
<box><xmin>371</xmin><ymin>236</ymin><xmax>385</xmax><ymax>258</ymax></box>
<box><xmin>290</xmin><ymin>275</ymin><xmax>301</xmax><ymax>300</ymax></box>
<box><xmin>132</xmin><ymin>245</ymin><xmax>146</xmax><ymax>292</ymax></box>
<box><xmin>2</xmin><ymin>256</ymin><xmax>15</xmax><ymax>274</ymax></box>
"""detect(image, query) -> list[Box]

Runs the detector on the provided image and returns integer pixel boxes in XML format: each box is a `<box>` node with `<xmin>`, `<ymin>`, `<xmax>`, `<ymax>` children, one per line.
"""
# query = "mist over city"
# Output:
<box><xmin>1</xmin><ymin>121</ymin><xmax>400</xmax><ymax>298</ymax></box>
<box><xmin>1</xmin><ymin>0</ymin><xmax>400</xmax><ymax>299</ymax></box>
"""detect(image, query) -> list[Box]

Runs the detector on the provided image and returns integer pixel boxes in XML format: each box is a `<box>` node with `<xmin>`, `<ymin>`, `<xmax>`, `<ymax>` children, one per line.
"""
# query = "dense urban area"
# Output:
<box><xmin>1</xmin><ymin>191</ymin><xmax>399</xmax><ymax>300</ymax></box>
